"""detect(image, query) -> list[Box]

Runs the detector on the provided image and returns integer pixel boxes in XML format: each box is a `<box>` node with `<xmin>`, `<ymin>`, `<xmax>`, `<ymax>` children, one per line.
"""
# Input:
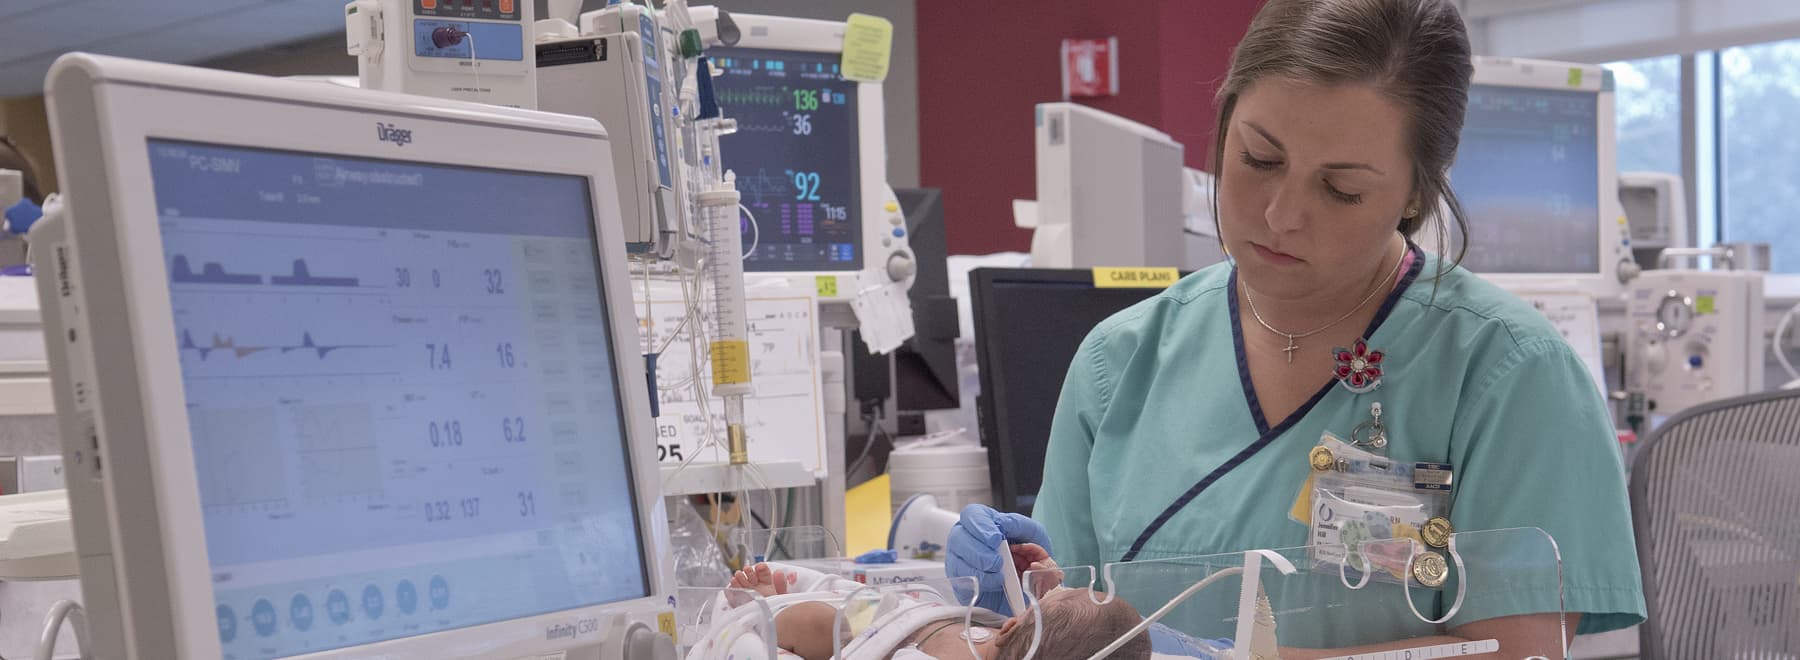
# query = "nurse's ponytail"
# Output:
<box><xmin>1209</xmin><ymin>0</ymin><xmax>1474</xmax><ymax>277</ymax></box>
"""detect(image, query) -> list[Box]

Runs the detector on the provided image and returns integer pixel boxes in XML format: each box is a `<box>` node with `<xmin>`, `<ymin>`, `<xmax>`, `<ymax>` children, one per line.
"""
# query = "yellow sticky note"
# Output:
<box><xmin>657</xmin><ymin>611</ymin><xmax>677</xmax><ymax>644</ymax></box>
<box><xmin>1567</xmin><ymin>68</ymin><xmax>1584</xmax><ymax>87</ymax></box>
<box><xmin>816</xmin><ymin>275</ymin><xmax>839</xmax><ymax>298</ymax></box>
<box><xmin>1092</xmin><ymin>267</ymin><xmax>1179</xmax><ymax>289</ymax></box>
<box><xmin>841</xmin><ymin>13</ymin><xmax>894</xmax><ymax>82</ymax></box>
<box><xmin>1696</xmin><ymin>295</ymin><xmax>1716</xmax><ymax>315</ymax></box>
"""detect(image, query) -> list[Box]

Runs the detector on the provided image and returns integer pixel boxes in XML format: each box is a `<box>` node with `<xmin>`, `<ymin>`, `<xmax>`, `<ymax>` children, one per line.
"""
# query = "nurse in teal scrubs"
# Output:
<box><xmin>948</xmin><ymin>0</ymin><xmax>1646</xmax><ymax>655</ymax></box>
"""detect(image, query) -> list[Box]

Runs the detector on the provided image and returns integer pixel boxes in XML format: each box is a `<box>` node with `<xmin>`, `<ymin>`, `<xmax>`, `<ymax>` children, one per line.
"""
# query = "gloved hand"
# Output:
<box><xmin>946</xmin><ymin>504</ymin><xmax>1053</xmax><ymax>614</ymax></box>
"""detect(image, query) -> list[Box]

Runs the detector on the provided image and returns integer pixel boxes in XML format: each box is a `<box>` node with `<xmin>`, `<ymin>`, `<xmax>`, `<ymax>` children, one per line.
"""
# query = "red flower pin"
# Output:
<box><xmin>1333</xmin><ymin>339</ymin><xmax>1384</xmax><ymax>394</ymax></box>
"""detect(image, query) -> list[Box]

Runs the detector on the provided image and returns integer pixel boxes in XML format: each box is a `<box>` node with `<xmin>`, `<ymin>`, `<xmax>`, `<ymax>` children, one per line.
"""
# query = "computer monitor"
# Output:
<box><xmin>1031</xmin><ymin>102</ymin><xmax>1185</xmax><ymax>269</ymax></box>
<box><xmin>970</xmin><ymin>268</ymin><xmax>1174</xmax><ymax>515</ymax></box>
<box><xmin>708</xmin><ymin>13</ymin><xmax>915</xmax><ymax>301</ymax></box>
<box><xmin>1444</xmin><ymin>57</ymin><xmax>1632</xmax><ymax>294</ymax></box>
<box><xmin>36</xmin><ymin>54</ymin><xmax>672</xmax><ymax>659</ymax></box>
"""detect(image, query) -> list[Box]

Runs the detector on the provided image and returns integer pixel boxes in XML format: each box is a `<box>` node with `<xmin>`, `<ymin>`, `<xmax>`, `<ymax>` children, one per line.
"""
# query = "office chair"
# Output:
<box><xmin>1631</xmin><ymin>388</ymin><xmax>1800</xmax><ymax>658</ymax></box>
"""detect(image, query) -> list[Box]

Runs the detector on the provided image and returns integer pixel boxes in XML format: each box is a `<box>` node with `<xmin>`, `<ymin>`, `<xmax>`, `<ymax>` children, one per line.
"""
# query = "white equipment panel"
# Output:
<box><xmin>1628</xmin><ymin>270</ymin><xmax>1765</xmax><ymax>418</ymax></box>
<box><xmin>347</xmin><ymin>0</ymin><xmax>538</xmax><ymax>109</ymax></box>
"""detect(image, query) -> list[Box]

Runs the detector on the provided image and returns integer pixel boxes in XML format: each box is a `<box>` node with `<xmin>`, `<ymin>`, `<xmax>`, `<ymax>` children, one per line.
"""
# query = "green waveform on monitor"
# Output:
<box><xmin>716</xmin><ymin>88</ymin><xmax>786</xmax><ymax>107</ymax></box>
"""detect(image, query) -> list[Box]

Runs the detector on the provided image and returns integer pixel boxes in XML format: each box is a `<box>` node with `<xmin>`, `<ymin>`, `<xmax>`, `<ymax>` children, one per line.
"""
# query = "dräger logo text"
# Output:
<box><xmin>376</xmin><ymin>122</ymin><xmax>413</xmax><ymax>147</ymax></box>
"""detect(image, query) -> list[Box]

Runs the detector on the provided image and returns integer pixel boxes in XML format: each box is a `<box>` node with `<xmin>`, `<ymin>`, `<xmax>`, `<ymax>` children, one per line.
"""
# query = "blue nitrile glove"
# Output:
<box><xmin>854</xmin><ymin>548</ymin><xmax>897</xmax><ymax>564</ymax></box>
<box><xmin>945</xmin><ymin>504</ymin><xmax>1052</xmax><ymax>614</ymax></box>
<box><xmin>4</xmin><ymin>198</ymin><xmax>42</xmax><ymax>236</ymax></box>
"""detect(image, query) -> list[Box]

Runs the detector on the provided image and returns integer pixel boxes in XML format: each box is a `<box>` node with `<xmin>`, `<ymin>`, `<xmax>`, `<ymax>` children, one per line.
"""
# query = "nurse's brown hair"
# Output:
<box><xmin>1211</xmin><ymin>0</ymin><xmax>1475</xmax><ymax>269</ymax></box>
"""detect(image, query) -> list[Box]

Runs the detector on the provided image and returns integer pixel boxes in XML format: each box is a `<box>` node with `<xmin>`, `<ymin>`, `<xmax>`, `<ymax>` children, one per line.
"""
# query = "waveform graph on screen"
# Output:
<box><xmin>270</xmin><ymin>258</ymin><xmax>360</xmax><ymax>288</ymax></box>
<box><xmin>170</xmin><ymin>255</ymin><xmax>263</xmax><ymax>285</ymax></box>
<box><xmin>180</xmin><ymin>328</ymin><xmax>390</xmax><ymax>364</ymax></box>
<box><xmin>168</xmin><ymin>255</ymin><xmax>368</xmax><ymax>289</ymax></box>
<box><xmin>280</xmin><ymin>331</ymin><xmax>385</xmax><ymax>359</ymax></box>
<box><xmin>180</xmin><ymin>330</ymin><xmax>273</xmax><ymax>360</ymax></box>
<box><xmin>738</xmin><ymin>122</ymin><xmax>788</xmax><ymax>134</ymax></box>
<box><xmin>192</xmin><ymin>407</ymin><xmax>290</xmax><ymax>511</ymax></box>
<box><xmin>293</xmin><ymin>403</ymin><xmax>384</xmax><ymax>503</ymax></box>
<box><xmin>737</xmin><ymin>169</ymin><xmax>791</xmax><ymax>207</ymax></box>
<box><xmin>715</xmin><ymin>87</ymin><xmax>787</xmax><ymax>107</ymax></box>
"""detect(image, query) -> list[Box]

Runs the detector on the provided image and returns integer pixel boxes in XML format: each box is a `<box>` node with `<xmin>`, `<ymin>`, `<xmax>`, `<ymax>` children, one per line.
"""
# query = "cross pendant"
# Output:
<box><xmin>1282</xmin><ymin>336</ymin><xmax>1299</xmax><ymax>364</ymax></box>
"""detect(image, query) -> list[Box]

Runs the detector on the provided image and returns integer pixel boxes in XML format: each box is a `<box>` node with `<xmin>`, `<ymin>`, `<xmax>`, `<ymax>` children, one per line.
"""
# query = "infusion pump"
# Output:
<box><xmin>345</xmin><ymin>0</ymin><xmax>539</xmax><ymax>109</ymax></box>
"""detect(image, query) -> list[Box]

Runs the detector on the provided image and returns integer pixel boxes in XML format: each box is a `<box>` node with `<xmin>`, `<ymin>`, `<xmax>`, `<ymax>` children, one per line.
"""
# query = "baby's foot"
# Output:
<box><xmin>730</xmin><ymin>563</ymin><xmax>797</xmax><ymax>597</ymax></box>
<box><xmin>1024</xmin><ymin>554</ymin><xmax>1064</xmax><ymax>600</ymax></box>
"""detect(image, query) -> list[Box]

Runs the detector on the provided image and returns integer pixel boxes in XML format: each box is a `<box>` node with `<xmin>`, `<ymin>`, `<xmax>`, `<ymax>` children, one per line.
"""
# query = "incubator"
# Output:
<box><xmin>676</xmin><ymin>525</ymin><xmax>1568</xmax><ymax>660</ymax></box>
<box><xmin>681</xmin><ymin>526</ymin><xmax>990</xmax><ymax>660</ymax></box>
<box><xmin>1041</xmin><ymin>527</ymin><xmax>1567</xmax><ymax>659</ymax></box>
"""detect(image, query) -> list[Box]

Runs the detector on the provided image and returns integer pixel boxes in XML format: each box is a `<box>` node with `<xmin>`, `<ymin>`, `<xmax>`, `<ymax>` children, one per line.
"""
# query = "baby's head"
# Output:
<box><xmin>993</xmin><ymin>588</ymin><xmax>1150</xmax><ymax>660</ymax></box>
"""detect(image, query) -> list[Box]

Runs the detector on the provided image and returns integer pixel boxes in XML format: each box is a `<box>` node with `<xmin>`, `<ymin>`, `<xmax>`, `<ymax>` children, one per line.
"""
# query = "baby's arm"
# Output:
<box><xmin>774</xmin><ymin>601</ymin><xmax>847</xmax><ymax>660</ymax></box>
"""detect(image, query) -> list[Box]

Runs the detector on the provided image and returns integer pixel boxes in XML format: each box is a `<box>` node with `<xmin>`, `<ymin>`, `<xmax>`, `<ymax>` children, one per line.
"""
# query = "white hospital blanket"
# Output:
<box><xmin>683</xmin><ymin>563</ymin><xmax>1005</xmax><ymax>660</ymax></box>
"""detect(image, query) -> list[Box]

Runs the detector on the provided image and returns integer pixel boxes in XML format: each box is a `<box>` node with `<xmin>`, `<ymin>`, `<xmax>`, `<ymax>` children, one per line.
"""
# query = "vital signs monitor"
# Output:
<box><xmin>1445</xmin><ymin>56</ymin><xmax>1634</xmax><ymax>294</ymax></box>
<box><xmin>708</xmin><ymin>14</ymin><xmax>916</xmax><ymax>301</ymax></box>
<box><xmin>34</xmin><ymin>54</ymin><xmax>674</xmax><ymax>659</ymax></box>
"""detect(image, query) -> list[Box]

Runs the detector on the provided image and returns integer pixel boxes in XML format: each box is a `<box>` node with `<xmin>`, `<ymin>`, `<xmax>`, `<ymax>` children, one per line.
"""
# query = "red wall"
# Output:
<box><xmin>917</xmin><ymin>0</ymin><xmax>1262</xmax><ymax>255</ymax></box>
<box><xmin>1157</xmin><ymin>1</ymin><xmax>1265</xmax><ymax>170</ymax></box>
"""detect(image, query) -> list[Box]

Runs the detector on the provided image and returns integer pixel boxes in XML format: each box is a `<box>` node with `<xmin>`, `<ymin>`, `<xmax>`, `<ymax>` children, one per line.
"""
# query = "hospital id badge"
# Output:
<box><xmin>1299</xmin><ymin>433</ymin><xmax>1454</xmax><ymax>587</ymax></box>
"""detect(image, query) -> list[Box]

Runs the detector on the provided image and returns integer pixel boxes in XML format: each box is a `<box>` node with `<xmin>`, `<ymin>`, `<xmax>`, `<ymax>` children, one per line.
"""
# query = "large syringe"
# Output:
<box><xmin>697</xmin><ymin>173</ymin><xmax>752</xmax><ymax>464</ymax></box>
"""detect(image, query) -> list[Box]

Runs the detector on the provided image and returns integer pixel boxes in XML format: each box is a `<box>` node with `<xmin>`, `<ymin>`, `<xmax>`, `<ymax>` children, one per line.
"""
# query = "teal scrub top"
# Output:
<box><xmin>1033</xmin><ymin>247</ymin><xmax>1647</xmax><ymax>640</ymax></box>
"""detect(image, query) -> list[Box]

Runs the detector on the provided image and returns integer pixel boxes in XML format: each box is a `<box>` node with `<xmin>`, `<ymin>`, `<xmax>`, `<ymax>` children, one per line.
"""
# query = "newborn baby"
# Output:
<box><xmin>729</xmin><ymin>562</ymin><xmax>1152</xmax><ymax>660</ymax></box>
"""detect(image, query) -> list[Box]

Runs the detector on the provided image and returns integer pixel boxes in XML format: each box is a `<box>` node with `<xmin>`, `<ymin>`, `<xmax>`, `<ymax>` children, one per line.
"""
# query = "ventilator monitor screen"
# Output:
<box><xmin>712</xmin><ymin>47</ymin><xmax>862</xmax><ymax>272</ymax></box>
<box><xmin>148</xmin><ymin>140</ymin><xmax>649</xmax><ymax>658</ymax></box>
<box><xmin>1449</xmin><ymin>84</ymin><xmax>1602</xmax><ymax>274</ymax></box>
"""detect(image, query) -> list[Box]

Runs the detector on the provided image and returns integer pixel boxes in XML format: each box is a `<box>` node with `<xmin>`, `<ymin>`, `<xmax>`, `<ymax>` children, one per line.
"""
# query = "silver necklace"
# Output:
<box><xmin>1241</xmin><ymin>249</ymin><xmax>1407</xmax><ymax>364</ymax></box>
